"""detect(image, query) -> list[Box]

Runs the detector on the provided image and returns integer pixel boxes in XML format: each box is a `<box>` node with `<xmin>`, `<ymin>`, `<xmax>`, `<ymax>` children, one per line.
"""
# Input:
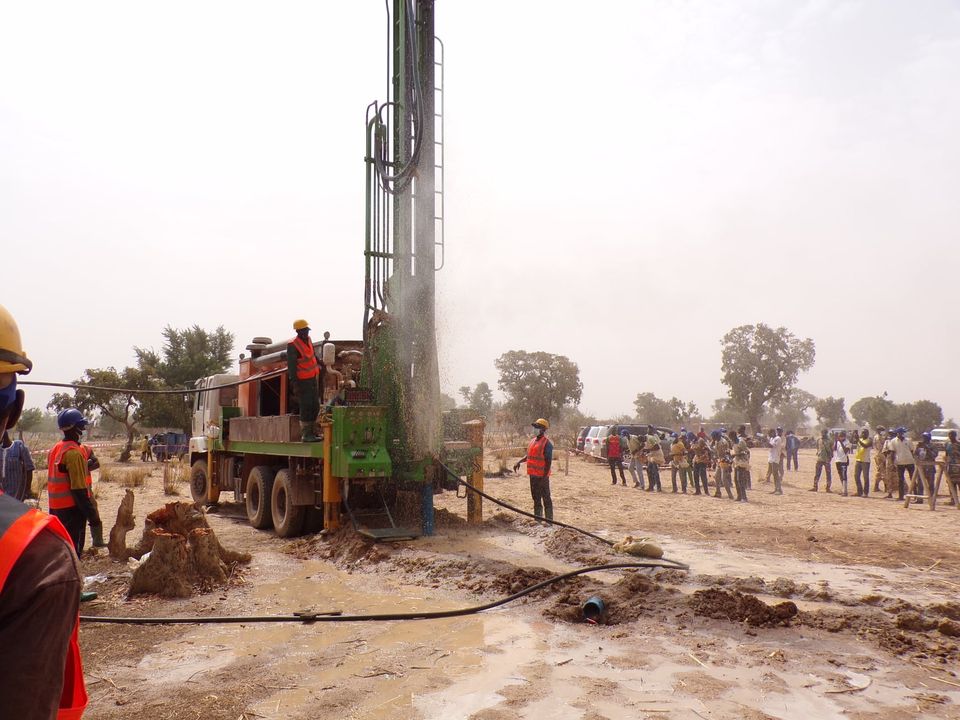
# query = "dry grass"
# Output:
<box><xmin>162</xmin><ymin>460</ymin><xmax>185</xmax><ymax>496</ymax></box>
<box><xmin>31</xmin><ymin>470</ymin><xmax>48</xmax><ymax>496</ymax></box>
<box><xmin>99</xmin><ymin>465</ymin><xmax>152</xmax><ymax>488</ymax></box>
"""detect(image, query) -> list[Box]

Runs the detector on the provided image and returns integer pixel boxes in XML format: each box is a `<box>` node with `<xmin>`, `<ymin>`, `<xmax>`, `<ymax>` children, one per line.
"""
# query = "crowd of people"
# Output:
<box><xmin>600</xmin><ymin>424</ymin><xmax>960</xmax><ymax>505</ymax></box>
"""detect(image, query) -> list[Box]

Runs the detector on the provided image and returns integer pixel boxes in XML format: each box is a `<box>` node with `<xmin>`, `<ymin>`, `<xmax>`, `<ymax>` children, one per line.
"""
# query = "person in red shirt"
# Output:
<box><xmin>606</xmin><ymin>430</ymin><xmax>627</xmax><ymax>486</ymax></box>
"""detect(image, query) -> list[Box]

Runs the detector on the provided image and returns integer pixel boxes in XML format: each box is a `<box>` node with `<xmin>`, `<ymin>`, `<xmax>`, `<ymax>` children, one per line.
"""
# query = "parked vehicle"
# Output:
<box><xmin>585</xmin><ymin>425</ymin><xmax>607</xmax><ymax>459</ymax></box>
<box><xmin>931</xmin><ymin>427</ymin><xmax>954</xmax><ymax>451</ymax></box>
<box><xmin>151</xmin><ymin>432</ymin><xmax>189</xmax><ymax>461</ymax></box>
<box><xmin>575</xmin><ymin>426</ymin><xmax>590</xmax><ymax>453</ymax></box>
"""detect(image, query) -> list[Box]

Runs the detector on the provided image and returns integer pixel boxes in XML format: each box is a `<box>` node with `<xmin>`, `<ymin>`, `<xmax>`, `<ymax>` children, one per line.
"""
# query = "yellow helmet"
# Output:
<box><xmin>0</xmin><ymin>304</ymin><xmax>31</xmax><ymax>375</ymax></box>
<box><xmin>533</xmin><ymin>418</ymin><xmax>549</xmax><ymax>430</ymax></box>
<box><xmin>292</xmin><ymin>319</ymin><xmax>310</xmax><ymax>331</ymax></box>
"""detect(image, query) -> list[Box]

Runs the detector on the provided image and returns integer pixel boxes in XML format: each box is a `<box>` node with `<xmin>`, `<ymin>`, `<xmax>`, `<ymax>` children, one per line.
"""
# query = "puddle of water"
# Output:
<box><xmin>129</xmin><ymin>533</ymin><xmax>959</xmax><ymax>720</ymax></box>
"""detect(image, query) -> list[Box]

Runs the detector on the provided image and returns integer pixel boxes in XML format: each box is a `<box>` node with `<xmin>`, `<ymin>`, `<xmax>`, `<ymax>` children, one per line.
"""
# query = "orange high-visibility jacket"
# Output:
<box><xmin>291</xmin><ymin>336</ymin><xmax>320</xmax><ymax>380</ymax></box>
<box><xmin>526</xmin><ymin>436</ymin><xmax>551</xmax><ymax>477</ymax></box>
<box><xmin>46</xmin><ymin>441</ymin><xmax>92</xmax><ymax>511</ymax></box>
<box><xmin>0</xmin><ymin>494</ymin><xmax>88</xmax><ymax>719</ymax></box>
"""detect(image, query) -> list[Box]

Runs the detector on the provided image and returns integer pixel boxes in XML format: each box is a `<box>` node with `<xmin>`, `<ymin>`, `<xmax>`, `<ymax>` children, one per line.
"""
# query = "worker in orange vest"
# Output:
<box><xmin>513</xmin><ymin>418</ymin><xmax>554</xmax><ymax>521</ymax></box>
<box><xmin>287</xmin><ymin>319</ymin><xmax>321</xmax><ymax>441</ymax></box>
<box><xmin>47</xmin><ymin>408</ymin><xmax>106</xmax><ymax>555</ymax></box>
<box><xmin>0</xmin><ymin>303</ymin><xmax>88</xmax><ymax>719</ymax></box>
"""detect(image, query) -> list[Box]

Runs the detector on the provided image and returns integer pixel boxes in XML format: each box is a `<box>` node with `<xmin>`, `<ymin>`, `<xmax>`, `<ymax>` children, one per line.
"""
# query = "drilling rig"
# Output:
<box><xmin>187</xmin><ymin>1</ymin><xmax>480</xmax><ymax>540</ymax></box>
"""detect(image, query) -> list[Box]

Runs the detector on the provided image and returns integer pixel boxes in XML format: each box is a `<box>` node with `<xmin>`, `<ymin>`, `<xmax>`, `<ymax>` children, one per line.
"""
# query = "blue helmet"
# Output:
<box><xmin>922</xmin><ymin>431</ymin><xmax>932</xmax><ymax>442</ymax></box>
<box><xmin>57</xmin><ymin>408</ymin><xmax>88</xmax><ymax>430</ymax></box>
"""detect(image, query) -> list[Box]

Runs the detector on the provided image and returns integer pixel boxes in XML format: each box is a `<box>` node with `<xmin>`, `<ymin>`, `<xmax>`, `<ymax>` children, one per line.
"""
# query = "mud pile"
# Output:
<box><xmin>690</xmin><ymin>588</ymin><xmax>798</xmax><ymax>627</ymax></box>
<box><xmin>543</xmin><ymin>527</ymin><xmax>613</xmax><ymax>566</ymax></box>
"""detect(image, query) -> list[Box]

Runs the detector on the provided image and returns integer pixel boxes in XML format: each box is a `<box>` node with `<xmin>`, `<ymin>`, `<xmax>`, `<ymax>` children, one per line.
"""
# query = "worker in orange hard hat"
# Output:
<box><xmin>287</xmin><ymin>319</ymin><xmax>321</xmax><ymax>441</ymax></box>
<box><xmin>513</xmin><ymin>418</ymin><xmax>554</xmax><ymax>521</ymax></box>
<box><xmin>0</xmin><ymin>303</ymin><xmax>88</xmax><ymax>720</ymax></box>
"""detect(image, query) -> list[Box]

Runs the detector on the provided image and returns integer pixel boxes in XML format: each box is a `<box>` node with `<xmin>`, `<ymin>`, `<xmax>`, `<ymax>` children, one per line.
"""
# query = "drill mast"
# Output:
<box><xmin>364</xmin><ymin>0</ymin><xmax>443</xmax><ymax>464</ymax></box>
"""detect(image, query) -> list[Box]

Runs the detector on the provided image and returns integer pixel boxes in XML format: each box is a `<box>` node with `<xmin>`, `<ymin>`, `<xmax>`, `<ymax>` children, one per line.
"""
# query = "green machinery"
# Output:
<box><xmin>363</xmin><ymin>0</ymin><xmax>449</xmax><ymax>519</ymax></box>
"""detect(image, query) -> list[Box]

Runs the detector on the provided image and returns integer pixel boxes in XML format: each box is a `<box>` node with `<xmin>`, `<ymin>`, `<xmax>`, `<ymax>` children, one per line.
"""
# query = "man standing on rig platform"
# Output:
<box><xmin>287</xmin><ymin>319</ymin><xmax>321</xmax><ymax>442</ymax></box>
<box><xmin>514</xmin><ymin>418</ymin><xmax>554</xmax><ymax>522</ymax></box>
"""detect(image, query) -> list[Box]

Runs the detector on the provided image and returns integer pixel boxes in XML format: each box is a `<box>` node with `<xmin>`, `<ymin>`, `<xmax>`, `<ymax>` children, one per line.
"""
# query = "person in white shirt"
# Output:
<box><xmin>832</xmin><ymin>430</ymin><xmax>851</xmax><ymax>496</ymax></box>
<box><xmin>767</xmin><ymin>429</ymin><xmax>784</xmax><ymax>495</ymax></box>
<box><xmin>887</xmin><ymin>427</ymin><xmax>915</xmax><ymax>500</ymax></box>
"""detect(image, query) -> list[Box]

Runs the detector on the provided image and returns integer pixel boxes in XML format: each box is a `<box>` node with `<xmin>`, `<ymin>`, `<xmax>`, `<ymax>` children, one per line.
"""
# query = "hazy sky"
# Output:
<box><xmin>3</xmin><ymin>1</ymin><xmax>959</xmax><ymax>423</ymax></box>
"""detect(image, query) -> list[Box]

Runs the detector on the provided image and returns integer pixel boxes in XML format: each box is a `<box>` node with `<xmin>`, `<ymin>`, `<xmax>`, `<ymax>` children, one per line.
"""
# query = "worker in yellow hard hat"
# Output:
<box><xmin>513</xmin><ymin>418</ymin><xmax>554</xmax><ymax>521</ymax></box>
<box><xmin>287</xmin><ymin>319</ymin><xmax>321</xmax><ymax>441</ymax></box>
<box><xmin>0</xmin><ymin>303</ymin><xmax>88</xmax><ymax>719</ymax></box>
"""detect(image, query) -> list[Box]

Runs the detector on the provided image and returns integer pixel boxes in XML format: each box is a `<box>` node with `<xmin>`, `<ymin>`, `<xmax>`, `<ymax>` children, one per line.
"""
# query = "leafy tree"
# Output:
<box><xmin>720</xmin><ymin>324</ymin><xmax>815</xmax><ymax>433</ymax></box>
<box><xmin>669</xmin><ymin>397</ymin><xmax>701</xmax><ymax>425</ymax></box>
<box><xmin>439</xmin><ymin>392</ymin><xmax>457</xmax><ymax>412</ymax></box>
<box><xmin>771</xmin><ymin>389</ymin><xmax>817</xmax><ymax>432</ymax></box>
<box><xmin>849</xmin><ymin>394</ymin><xmax>897</xmax><ymax>429</ymax></box>
<box><xmin>900</xmin><ymin>400</ymin><xmax>943</xmax><ymax>435</ymax></box>
<box><xmin>48</xmin><ymin>367</ymin><xmax>157</xmax><ymax>462</ymax></box>
<box><xmin>495</xmin><ymin>350</ymin><xmax>583</xmax><ymax>423</ymax></box>
<box><xmin>814</xmin><ymin>396</ymin><xmax>846</xmax><ymax>429</ymax></box>
<box><xmin>15</xmin><ymin>407</ymin><xmax>43</xmax><ymax>433</ymax></box>
<box><xmin>710</xmin><ymin>398</ymin><xmax>749</xmax><ymax>428</ymax></box>
<box><xmin>458</xmin><ymin>382</ymin><xmax>493</xmax><ymax>416</ymax></box>
<box><xmin>135</xmin><ymin>325</ymin><xmax>235</xmax><ymax>432</ymax></box>
<box><xmin>632</xmin><ymin>392</ymin><xmax>676</xmax><ymax>427</ymax></box>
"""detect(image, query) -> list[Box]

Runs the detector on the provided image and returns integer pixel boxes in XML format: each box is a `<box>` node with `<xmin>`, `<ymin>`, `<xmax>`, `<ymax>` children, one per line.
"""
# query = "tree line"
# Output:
<box><xmin>458</xmin><ymin>324</ymin><xmax>950</xmax><ymax>438</ymax></box>
<box><xmin>46</xmin><ymin>326</ymin><xmax>234</xmax><ymax>461</ymax></box>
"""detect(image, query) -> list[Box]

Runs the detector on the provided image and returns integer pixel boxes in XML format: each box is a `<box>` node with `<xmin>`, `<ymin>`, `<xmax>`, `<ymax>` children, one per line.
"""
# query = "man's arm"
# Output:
<box><xmin>513</xmin><ymin>455</ymin><xmax>527</xmax><ymax>473</ymax></box>
<box><xmin>543</xmin><ymin>441</ymin><xmax>553</xmax><ymax>477</ymax></box>
<box><xmin>287</xmin><ymin>344</ymin><xmax>298</xmax><ymax>384</ymax></box>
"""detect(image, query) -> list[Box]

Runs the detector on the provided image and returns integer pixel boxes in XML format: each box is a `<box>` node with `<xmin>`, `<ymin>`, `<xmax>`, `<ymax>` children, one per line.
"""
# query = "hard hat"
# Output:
<box><xmin>293</xmin><ymin>319</ymin><xmax>310</xmax><ymax>331</ymax></box>
<box><xmin>532</xmin><ymin>418</ymin><xmax>549</xmax><ymax>430</ymax></box>
<box><xmin>57</xmin><ymin>408</ymin><xmax>88</xmax><ymax>430</ymax></box>
<box><xmin>0</xmin><ymin>304</ymin><xmax>32</xmax><ymax>375</ymax></box>
<box><xmin>922</xmin><ymin>431</ymin><xmax>932</xmax><ymax>441</ymax></box>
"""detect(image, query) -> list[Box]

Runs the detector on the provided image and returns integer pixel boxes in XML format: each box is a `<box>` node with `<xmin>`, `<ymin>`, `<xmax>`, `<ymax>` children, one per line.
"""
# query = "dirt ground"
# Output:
<box><xmin>73</xmin><ymin>448</ymin><xmax>960</xmax><ymax>720</ymax></box>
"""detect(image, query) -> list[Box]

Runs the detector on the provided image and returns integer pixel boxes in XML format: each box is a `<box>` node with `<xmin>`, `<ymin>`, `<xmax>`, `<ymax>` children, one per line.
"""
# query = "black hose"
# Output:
<box><xmin>437</xmin><ymin>462</ymin><xmax>620</xmax><ymax>549</ymax></box>
<box><xmin>79</xmin><ymin>561</ymin><xmax>686</xmax><ymax>625</ymax></box>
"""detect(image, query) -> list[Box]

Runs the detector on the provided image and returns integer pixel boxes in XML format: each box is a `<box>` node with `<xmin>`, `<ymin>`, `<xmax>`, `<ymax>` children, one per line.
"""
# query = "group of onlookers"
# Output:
<box><xmin>812</xmin><ymin>425</ymin><xmax>959</xmax><ymax>503</ymax></box>
<box><xmin>604</xmin><ymin>425</ymin><xmax>755</xmax><ymax>502</ymax></box>
<box><xmin>600</xmin><ymin>424</ymin><xmax>960</xmax><ymax>506</ymax></box>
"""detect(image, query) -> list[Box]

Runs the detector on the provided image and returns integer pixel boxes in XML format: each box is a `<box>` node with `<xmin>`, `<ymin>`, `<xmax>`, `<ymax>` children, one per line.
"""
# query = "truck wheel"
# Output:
<box><xmin>246</xmin><ymin>466</ymin><xmax>276</xmax><ymax>529</ymax></box>
<box><xmin>271</xmin><ymin>469</ymin><xmax>306</xmax><ymax>538</ymax></box>
<box><xmin>190</xmin><ymin>460</ymin><xmax>209</xmax><ymax>505</ymax></box>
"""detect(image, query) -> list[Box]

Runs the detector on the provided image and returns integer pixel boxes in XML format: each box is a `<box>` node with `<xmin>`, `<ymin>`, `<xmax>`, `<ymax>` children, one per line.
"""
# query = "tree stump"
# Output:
<box><xmin>128</xmin><ymin>531</ymin><xmax>193</xmax><ymax>598</ymax></box>
<box><xmin>108</xmin><ymin>489</ymin><xmax>137</xmax><ymax>560</ymax></box>
<box><xmin>127</xmin><ymin>501</ymin><xmax>251</xmax><ymax>598</ymax></box>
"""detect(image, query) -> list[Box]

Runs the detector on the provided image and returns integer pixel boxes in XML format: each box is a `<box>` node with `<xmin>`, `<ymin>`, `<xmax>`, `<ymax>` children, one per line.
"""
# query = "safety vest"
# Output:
<box><xmin>526</xmin><ymin>436</ymin><xmax>551</xmax><ymax>478</ymax></box>
<box><xmin>291</xmin><ymin>336</ymin><xmax>320</xmax><ymax>380</ymax></box>
<box><xmin>0</xmin><ymin>493</ymin><xmax>88</xmax><ymax>719</ymax></box>
<box><xmin>607</xmin><ymin>434</ymin><xmax>622</xmax><ymax>459</ymax></box>
<box><xmin>47</xmin><ymin>441</ymin><xmax>92</xmax><ymax>511</ymax></box>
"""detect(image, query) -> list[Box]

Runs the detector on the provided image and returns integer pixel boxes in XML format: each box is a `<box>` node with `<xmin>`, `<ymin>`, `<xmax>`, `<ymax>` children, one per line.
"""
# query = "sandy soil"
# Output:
<box><xmin>73</xmin><ymin>448</ymin><xmax>960</xmax><ymax>720</ymax></box>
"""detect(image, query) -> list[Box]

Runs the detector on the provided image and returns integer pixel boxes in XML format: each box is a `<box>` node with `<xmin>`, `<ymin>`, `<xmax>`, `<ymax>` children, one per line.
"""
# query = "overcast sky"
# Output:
<box><xmin>3</xmin><ymin>1</ymin><xmax>959</xmax><ymax>424</ymax></box>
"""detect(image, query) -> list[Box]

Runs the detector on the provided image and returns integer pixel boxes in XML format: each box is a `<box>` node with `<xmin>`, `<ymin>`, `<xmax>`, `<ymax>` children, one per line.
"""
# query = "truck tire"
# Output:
<box><xmin>271</xmin><ymin>469</ymin><xmax>306</xmax><ymax>538</ymax></box>
<box><xmin>246</xmin><ymin>466</ymin><xmax>276</xmax><ymax>529</ymax></box>
<box><xmin>190</xmin><ymin>460</ymin><xmax>209</xmax><ymax>505</ymax></box>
